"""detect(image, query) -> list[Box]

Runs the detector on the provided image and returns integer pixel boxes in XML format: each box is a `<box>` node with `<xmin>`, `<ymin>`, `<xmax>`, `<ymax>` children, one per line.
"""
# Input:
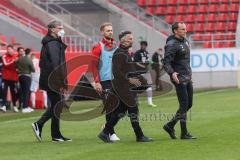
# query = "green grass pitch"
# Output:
<box><xmin>0</xmin><ymin>88</ymin><xmax>239</xmax><ymax>160</ymax></box>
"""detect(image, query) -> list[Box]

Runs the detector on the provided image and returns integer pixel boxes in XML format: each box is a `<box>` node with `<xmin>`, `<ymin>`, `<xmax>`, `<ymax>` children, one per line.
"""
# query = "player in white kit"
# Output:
<box><xmin>30</xmin><ymin>53</ymin><xmax>48</xmax><ymax>108</ymax></box>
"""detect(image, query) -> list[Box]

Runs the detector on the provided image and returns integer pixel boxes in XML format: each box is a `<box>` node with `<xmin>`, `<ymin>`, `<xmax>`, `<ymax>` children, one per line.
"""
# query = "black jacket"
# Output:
<box><xmin>112</xmin><ymin>46</ymin><xmax>148</xmax><ymax>107</ymax></box>
<box><xmin>39</xmin><ymin>34</ymin><xmax>67</xmax><ymax>91</ymax></box>
<box><xmin>163</xmin><ymin>35</ymin><xmax>192</xmax><ymax>83</ymax></box>
<box><xmin>134</xmin><ymin>49</ymin><xmax>150</xmax><ymax>63</ymax></box>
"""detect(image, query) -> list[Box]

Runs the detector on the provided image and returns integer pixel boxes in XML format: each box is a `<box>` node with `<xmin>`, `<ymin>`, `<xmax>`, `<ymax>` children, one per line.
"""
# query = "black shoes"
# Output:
<box><xmin>163</xmin><ymin>124</ymin><xmax>177</xmax><ymax>139</ymax></box>
<box><xmin>181</xmin><ymin>133</ymin><xmax>197</xmax><ymax>140</ymax></box>
<box><xmin>52</xmin><ymin>136</ymin><xmax>72</xmax><ymax>142</ymax></box>
<box><xmin>32</xmin><ymin>122</ymin><xmax>42</xmax><ymax>142</ymax></box>
<box><xmin>98</xmin><ymin>131</ymin><xmax>112</xmax><ymax>143</ymax></box>
<box><xmin>136</xmin><ymin>136</ymin><xmax>153</xmax><ymax>142</ymax></box>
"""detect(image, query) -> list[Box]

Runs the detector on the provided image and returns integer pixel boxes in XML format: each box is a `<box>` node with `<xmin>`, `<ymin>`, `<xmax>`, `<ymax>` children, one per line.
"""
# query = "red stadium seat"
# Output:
<box><xmin>192</xmin><ymin>34</ymin><xmax>202</xmax><ymax>41</ymax></box>
<box><xmin>10</xmin><ymin>36</ymin><xmax>21</xmax><ymax>46</ymax></box>
<box><xmin>206</xmin><ymin>23</ymin><xmax>215</xmax><ymax>32</ymax></box>
<box><xmin>137</xmin><ymin>0</ymin><xmax>146</xmax><ymax>7</ymax></box>
<box><xmin>166</xmin><ymin>6</ymin><xmax>176</xmax><ymax>15</ymax></box>
<box><xmin>0</xmin><ymin>35</ymin><xmax>7</xmax><ymax>46</ymax></box>
<box><xmin>213</xmin><ymin>42</ymin><xmax>224</xmax><ymax>48</ymax></box>
<box><xmin>209</xmin><ymin>0</ymin><xmax>219</xmax><ymax>4</ymax></box>
<box><xmin>176</xmin><ymin>15</ymin><xmax>185</xmax><ymax>21</ymax></box>
<box><xmin>198</xmin><ymin>5</ymin><xmax>208</xmax><ymax>13</ymax></box>
<box><xmin>229</xmin><ymin>4</ymin><xmax>239</xmax><ymax>12</ymax></box>
<box><xmin>168</xmin><ymin>0</ymin><xmax>178</xmax><ymax>5</ymax></box>
<box><xmin>189</xmin><ymin>0</ymin><xmax>198</xmax><ymax>5</ymax></box>
<box><xmin>203</xmin><ymin>42</ymin><xmax>212</xmax><ymax>48</ymax></box>
<box><xmin>199</xmin><ymin>0</ymin><xmax>209</xmax><ymax>4</ymax></box>
<box><xmin>207</xmin><ymin>13</ymin><xmax>217</xmax><ymax>22</ymax></box>
<box><xmin>145</xmin><ymin>7</ymin><xmax>155</xmax><ymax>15</ymax></box>
<box><xmin>165</xmin><ymin>15</ymin><xmax>175</xmax><ymax>24</ymax></box>
<box><xmin>158</xmin><ymin>0</ymin><xmax>167</xmax><ymax>6</ymax></box>
<box><xmin>225</xmin><ymin>32</ymin><xmax>236</xmax><ymax>40</ymax></box>
<box><xmin>188</xmin><ymin>5</ymin><xmax>197</xmax><ymax>13</ymax></box>
<box><xmin>155</xmin><ymin>7</ymin><xmax>165</xmax><ymax>15</ymax></box>
<box><xmin>224</xmin><ymin>41</ymin><xmax>235</xmax><ymax>47</ymax></box>
<box><xmin>187</xmin><ymin>24</ymin><xmax>194</xmax><ymax>32</ymax></box>
<box><xmin>219</xmin><ymin>4</ymin><xmax>228</xmax><ymax>12</ymax></box>
<box><xmin>208</xmin><ymin>4</ymin><xmax>218</xmax><ymax>13</ymax></box>
<box><xmin>216</xmin><ymin>22</ymin><xmax>226</xmax><ymax>31</ymax></box>
<box><xmin>232</xmin><ymin>0</ymin><xmax>240</xmax><ymax>2</ymax></box>
<box><xmin>179</xmin><ymin>0</ymin><xmax>188</xmax><ymax>5</ymax></box>
<box><xmin>147</xmin><ymin>0</ymin><xmax>156</xmax><ymax>6</ymax></box>
<box><xmin>185</xmin><ymin>14</ymin><xmax>195</xmax><ymax>23</ymax></box>
<box><xmin>217</xmin><ymin>13</ymin><xmax>228</xmax><ymax>22</ymax></box>
<box><xmin>219</xmin><ymin>0</ymin><xmax>230</xmax><ymax>3</ymax></box>
<box><xmin>195</xmin><ymin>23</ymin><xmax>205</xmax><ymax>32</ymax></box>
<box><xmin>213</xmin><ymin>32</ymin><xmax>225</xmax><ymax>40</ymax></box>
<box><xmin>202</xmin><ymin>32</ymin><xmax>212</xmax><ymax>41</ymax></box>
<box><xmin>229</xmin><ymin>13</ymin><xmax>238</xmax><ymax>21</ymax></box>
<box><xmin>178</xmin><ymin>6</ymin><xmax>186</xmax><ymax>14</ymax></box>
<box><xmin>196</xmin><ymin>14</ymin><xmax>205</xmax><ymax>22</ymax></box>
<box><xmin>228</xmin><ymin>22</ymin><xmax>237</xmax><ymax>31</ymax></box>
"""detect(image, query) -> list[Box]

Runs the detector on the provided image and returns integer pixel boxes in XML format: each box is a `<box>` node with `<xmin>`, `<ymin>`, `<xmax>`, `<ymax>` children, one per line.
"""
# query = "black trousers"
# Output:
<box><xmin>100</xmin><ymin>80</ymin><xmax>115</xmax><ymax>135</ymax></box>
<box><xmin>103</xmin><ymin>99</ymin><xmax>144</xmax><ymax>139</ymax></box>
<box><xmin>37</xmin><ymin>90</ymin><xmax>64</xmax><ymax>138</ymax></box>
<box><xmin>167</xmin><ymin>81</ymin><xmax>193</xmax><ymax>135</ymax></box>
<box><xmin>19</xmin><ymin>75</ymin><xmax>31</xmax><ymax>109</ymax></box>
<box><xmin>2</xmin><ymin>79</ymin><xmax>17</xmax><ymax>107</ymax></box>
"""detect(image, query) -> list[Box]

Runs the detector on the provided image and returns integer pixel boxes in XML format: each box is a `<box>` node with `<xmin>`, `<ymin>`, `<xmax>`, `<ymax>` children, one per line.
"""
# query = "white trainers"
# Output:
<box><xmin>110</xmin><ymin>134</ymin><xmax>120</xmax><ymax>141</ymax></box>
<box><xmin>28</xmin><ymin>107</ymin><xmax>34</xmax><ymax>112</ymax></box>
<box><xmin>0</xmin><ymin>106</ymin><xmax>7</xmax><ymax>112</ymax></box>
<box><xmin>22</xmin><ymin>108</ymin><xmax>33</xmax><ymax>113</ymax></box>
<box><xmin>13</xmin><ymin>106</ymin><xmax>19</xmax><ymax>113</ymax></box>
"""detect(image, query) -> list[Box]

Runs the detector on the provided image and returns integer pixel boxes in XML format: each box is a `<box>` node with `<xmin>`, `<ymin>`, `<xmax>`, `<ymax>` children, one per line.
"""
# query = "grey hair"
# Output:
<box><xmin>47</xmin><ymin>20</ymin><xmax>62</xmax><ymax>33</ymax></box>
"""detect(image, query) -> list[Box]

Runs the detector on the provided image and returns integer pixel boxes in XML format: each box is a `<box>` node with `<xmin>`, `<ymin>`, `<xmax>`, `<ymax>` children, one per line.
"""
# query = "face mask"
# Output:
<box><xmin>57</xmin><ymin>29</ymin><xmax>65</xmax><ymax>38</ymax></box>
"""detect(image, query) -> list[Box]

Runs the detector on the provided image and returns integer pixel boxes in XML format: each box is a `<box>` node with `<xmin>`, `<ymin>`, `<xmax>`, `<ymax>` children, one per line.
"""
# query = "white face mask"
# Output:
<box><xmin>57</xmin><ymin>29</ymin><xmax>65</xmax><ymax>38</ymax></box>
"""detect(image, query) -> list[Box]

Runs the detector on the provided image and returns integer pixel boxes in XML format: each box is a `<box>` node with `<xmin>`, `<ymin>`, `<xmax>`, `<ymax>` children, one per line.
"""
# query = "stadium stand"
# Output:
<box><xmin>135</xmin><ymin>0</ymin><xmax>240</xmax><ymax>48</ymax></box>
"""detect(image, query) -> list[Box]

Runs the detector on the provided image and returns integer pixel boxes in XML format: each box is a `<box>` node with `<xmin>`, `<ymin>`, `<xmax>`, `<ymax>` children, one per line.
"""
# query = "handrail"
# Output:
<box><xmin>31</xmin><ymin>0</ymin><xmax>101</xmax><ymax>39</ymax></box>
<box><xmin>0</xmin><ymin>4</ymin><xmax>47</xmax><ymax>34</ymax></box>
<box><xmin>189</xmin><ymin>33</ymin><xmax>240</xmax><ymax>48</ymax></box>
<box><xmin>108</xmin><ymin>0</ymin><xmax>171</xmax><ymax>36</ymax></box>
<box><xmin>62</xmin><ymin>35</ymin><xmax>95</xmax><ymax>52</ymax></box>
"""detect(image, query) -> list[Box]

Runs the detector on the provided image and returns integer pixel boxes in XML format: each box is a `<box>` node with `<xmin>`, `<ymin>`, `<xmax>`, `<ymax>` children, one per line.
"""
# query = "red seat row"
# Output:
<box><xmin>186</xmin><ymin>22</ymin><xmax>237</xmax><ymax>32</ymax></box>
<box><xmin>138</xmin><ymin>0</ymin><xmax>240</xmax><ymax>6</ymax></box>
<box><xmin>150</xmin><ymin>4</ymin><xmax>239</xmax><ymax>15</ymax></box>
<box><xmin>203</xmin><ymin>41</ymin><xmax>235</xmax><ymax>48</ymax></box>
<box><xmin>165</xmin><ymin>13</ymin><xmax>238</xmax><ymax>24</ymax></box>
<box><xmin>192</xmin><ymin>32</ymin><xmax>236</xmax><ymax>41</ymax></box>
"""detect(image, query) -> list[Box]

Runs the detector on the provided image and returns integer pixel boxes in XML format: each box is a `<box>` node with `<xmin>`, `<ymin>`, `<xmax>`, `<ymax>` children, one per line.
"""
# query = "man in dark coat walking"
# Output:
<box><xmin>163</xmin><ymin>22</ymin><xmax>196</xmax><ymax>140</ymax></box>
<box><xmin>98</xmin><ymin>31</ymin><xmax>153</xmax><ymax>143</ymax></box>
<box><xmin>32</xmin><ymin>20</ymin><xmax>71</xmax><ymax>142</ymax></box>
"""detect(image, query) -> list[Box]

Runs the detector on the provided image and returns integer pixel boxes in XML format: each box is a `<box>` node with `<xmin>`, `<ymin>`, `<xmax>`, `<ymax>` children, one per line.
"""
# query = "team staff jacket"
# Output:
<box><xmin>163</xmin><ymin>35</ymin><xmax>192</xmax><ymax>83</ymax></box>
<box><xmin>91</xmin><ymin>38</ymin><xmax>116</xmax><ymax>83</ymax></box>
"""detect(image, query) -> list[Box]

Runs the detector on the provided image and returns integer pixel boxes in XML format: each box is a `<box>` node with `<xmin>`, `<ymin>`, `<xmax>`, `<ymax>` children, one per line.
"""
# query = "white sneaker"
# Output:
<box><xmin>13</xmin><ymin>106</ymin><xmax>19</xmax><ymax>113</ymax></box>
<box><xmin>0</xmin><ymin>106</ymin><xmax>7</xmax><ymax>112</ymax></box>
<box><xmin>28</xmin><ymin>107</ymin><xmax>34</xmax><ymax>112</ymax></box>
<box><xmin>22</xmin><ymin>108</ymin><xmax>32</xmax><ymax>113</ymax></box>
<box><xmin>110</xmin><ymin>134</ymin><xmax>120</xmax><ymax>141</ymax></box>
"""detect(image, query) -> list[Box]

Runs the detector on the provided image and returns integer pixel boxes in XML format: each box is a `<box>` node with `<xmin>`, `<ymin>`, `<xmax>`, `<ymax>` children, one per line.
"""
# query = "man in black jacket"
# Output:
<box><xmin>134</xmin><ymin>41</ymin><xmax>156</xmax><ymax>107</ymax></box>
<box><xmin>163</xmin><ymin>22</ymin><xmax>196</xmax><ymax>140</ymax></box>
<box><xmin>32</xmin><ymin>20</ymin><xmax>71</xmax><ymax>142</ymax></box>
<box><xmin>98</xmin><ymin>31</ymin><xmax>153</xmax><ymax>143</ymax></box>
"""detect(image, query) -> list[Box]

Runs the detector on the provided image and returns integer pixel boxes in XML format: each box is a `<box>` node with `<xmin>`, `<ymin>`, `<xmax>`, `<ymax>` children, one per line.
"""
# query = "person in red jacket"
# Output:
<box><xmin>0</xmin><ymin>45</ymin><xmax>19</xmax><ymax>113</ymax></box>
